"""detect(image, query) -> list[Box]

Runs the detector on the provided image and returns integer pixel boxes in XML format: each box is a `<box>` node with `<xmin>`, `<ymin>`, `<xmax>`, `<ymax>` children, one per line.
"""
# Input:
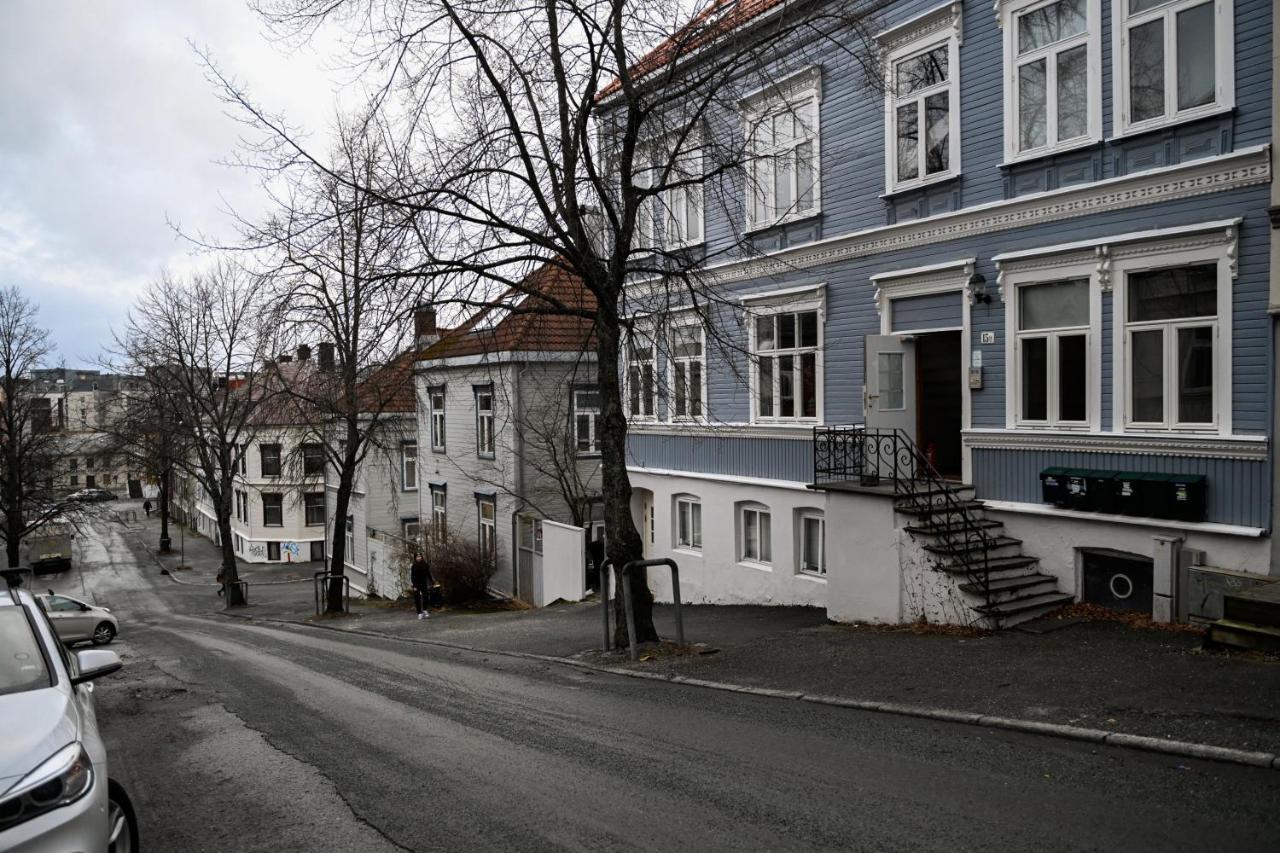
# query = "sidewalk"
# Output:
<box><xmin>128</xmin><ymin>509</ymin><xmax>1280</xmax><ymax>757</ymax></box>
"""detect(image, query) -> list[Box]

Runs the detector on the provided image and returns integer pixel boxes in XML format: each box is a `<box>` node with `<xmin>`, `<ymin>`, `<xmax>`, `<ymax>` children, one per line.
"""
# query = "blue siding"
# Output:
<box><xmin>891</xmin><ymin>292</ymin><xmax>963</xmax><ymax>331</ymax></box>
<box><xmin>972</xmin><ymin>448</ymin><xmax>1271</xmax><ymax>529</ymax></box>
<box><xmin>628</xmin><ymin>433</ymin><xmax>814</xmax><ymax>483</ymax></box>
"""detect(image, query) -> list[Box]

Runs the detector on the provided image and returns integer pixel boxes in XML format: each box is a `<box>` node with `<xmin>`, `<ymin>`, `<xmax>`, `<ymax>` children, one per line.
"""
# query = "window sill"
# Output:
<box><xmin>1000</xmin><ymin>136</ymin><xmax>1102</xmax><ymax>168</ymax></box>
<box><xmin>738</xmin><ymin>560</ymin><xmax>773</xmax><ymax>573</ymax></box>
<box><xmin>1112</xmin><ymin>104</ymin><xmax>1235</xmax><ymax>142</ymax></box>
<box><xmin>431</xmin><ymin>448</ymin><xmax>447</xmax><ymax>455</ymax></box>
<box><xmin>750</xmin><ymin>418</ymin><xmax>822</xmax><ymax>427</ymax></box>
<box><xmin>880</xmin><ymin>172</ymin><xmax>960</xmax><ymax>200</ymax></box>
<box><xmin>797</xmin><ymin>570</ymin><xmax>828</xmax><ymax>583</ymax></box>
<box><xmin>745</xmin><ymin>209</ymin><xmax>822</xmax><ymax>236</ymax></box>
<box><xmin>673</xmin><ymin>546</ymin><xmax>703</xmax><ymax>558</ymax></box>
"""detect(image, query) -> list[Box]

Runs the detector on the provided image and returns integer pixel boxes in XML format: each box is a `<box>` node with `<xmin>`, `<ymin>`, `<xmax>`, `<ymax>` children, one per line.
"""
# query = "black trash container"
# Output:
<box><xmin>1039</xmin><ymin>466</ymin><xmax>1070</xmax><ymax>506</ymax></box>
<box><xmin>1085</xmin><ymin>470</ymin><xmax>1120</xmax><ymax>513</ymax></box>
<box><xmin>1167</xmin><ymin>473</ymin><xmax>1207</xmax><ymax>522</ymax></box>
<box><xmin>1064</xmin><ymin>469</ymin><xmax>1092</xmax><ymax>511</ymax></box>
<box><xmin>1115</xmin><ymin>471</ymin><xmax>1157</xmax><ymax>517</ymax></box>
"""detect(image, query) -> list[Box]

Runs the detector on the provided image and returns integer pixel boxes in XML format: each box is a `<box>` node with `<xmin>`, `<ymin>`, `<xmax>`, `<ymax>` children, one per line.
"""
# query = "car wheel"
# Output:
<box><xmin>107</xmin><ymin>779</ymin><xmax>139</xmax><ymax>853</ymax></box>
<box><xmin>93</xmin><ymin>622</ymin><xmax>116</xmax><ymax>645</ymax></box>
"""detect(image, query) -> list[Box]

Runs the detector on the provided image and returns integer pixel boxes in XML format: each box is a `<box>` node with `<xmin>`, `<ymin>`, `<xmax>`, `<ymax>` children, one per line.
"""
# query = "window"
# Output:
<box><xmin>1116</xmin><ymin>0</ymin><xmax>1233</xmax><ymax>134</ymax></box>
<box><xmin>878</xmin><ymin>352</ymin><xmax>905</xmax><ymax>410</ymax></box>
<box><xmin>304</xmin><ymin>492</ymin><xmax>326</xmax><ymax>527</ymax></box>
<box><xmin>345</xmin><ymin>516</ymin><xmax>354</xmax><ymax>563</ymax></box>
<box><xmin>518</xmin><ymin>515</ymin><xmax>544</xmax><ymax>555</ymax></box>
<box><xmin>478</xmin><ymin>497</ymin><xmax>496</xmax><ymax>558</ymax></box>
<box><xmin>475</xmin><ymin>387</ymin><xmax>495</xmax><ymax>457</ymax></box>
<box><xmin>401</xmin><ymin>441</ymin><xmax>418</xmax><ymax>490</ymax></box>
<box><xmin>670</xmin><ymin>325</ymin><xmax>705</xmax><ymax>420</ymax></box>
<box><xmin>740</xmin><ymin>505</ymin><xmax>772</xmax><ymax>564</ymax></box>
<box><xmin>69</xmin><ymin>474</ymin><xmax>78</xmax><ymax>487</ymax></box>
<box><xmin>87</xmin><ymin>456</ymin><xmax>95</xmax><ymax>470</ymax></box>
<box><xmin>69</xmin><ymin>457</ymin><xmax>78</xmax><ymax>470</ymax></box>
<box><xmin>675</xmin><ymin>496</ymin><xmax>702</xmax><ymax>550</ymax></box>
<box><xmin>1016</xmin><ymin>279</ymin><xmax>1090</xmax><ymax>426</ymax></box>
<box><xmin>402</xmin><ymin>517</ymin><xmax>421</xmax><ymax>542</ymax></box>
<box><xmin>885</xmin><ymin>28</ymin><xmax>959</xmax><ymax>191</ymax></box>
<box><xmin>430</xmin><ymin>486</ymin><xmax>447</xmax><ymax>536</ymax></box>
<box><xmin>626</xmin><ymin>335</ymin><xmax>656</xmax><ymax>420</ymax></box>
<box><xmin>745</xmin><ymin>84</ymin><xmax>819</xmax><ymax>228</ymax></box>
<box><xmin>1124</xmin><ymin>263</ymin><xmax>1217</xmax><ymax>429</ymax></box>
<box><xmin>429</xmin><ymin>387</ymin><xmax>446</xmax><ymax>452</ymax></box>
<box><xmin>573</xmin><ymin>389</ymin><xmax>601</xmax><ymax>454</ymax></box>
<box><xmin>799</xmin><ymin>512</ymin><xmax>825</xmax><ymax>575</ymax></box>
<box><xmin>267</xmin><ymin>541</ymin><xmax>281</xmax><ymax>561</ymax></box>
<box><xmin>753</xmin><ymin>309</ymin><xmax>820</xmax><ymax>421</ymax></box>
<box><xmin>1003</xmin><ymin>0</ymin><xmax>1100</xmax><ymax>160</ymax></box>
<box><xmin>260</xmin><ymin>444</ymin><xmax>281</xmax><ymax>477</ymax></box>
<box><xmin>301</xmin><ymin>443</ymin><xmax>325</xmax><ymax>476</ymax></box>
<box><xmin>239</xmin><ymin>445</ymin><xmax>247</xmax><ymax>475</ymax></box>
<box><xmin>262</xmin><ymin>493</ymin><xmax>283</xmax><ymax>527</ymax></box>
<box><xmin>636</xmin><ymin>136</ymin><xmax>705</xmax><ymax>248</ymax></box>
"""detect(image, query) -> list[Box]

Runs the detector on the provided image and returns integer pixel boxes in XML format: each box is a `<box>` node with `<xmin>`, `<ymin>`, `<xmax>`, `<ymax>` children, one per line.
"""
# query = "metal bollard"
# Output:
<box><xmin>619</xmin><ymin>558</ymin><xmax>683</xmax><ymax>662</ymax></box>
<box><xmin>598</xmin><ymin>559</ymin><xmax>614</xmax><ymax>651</ymax></box>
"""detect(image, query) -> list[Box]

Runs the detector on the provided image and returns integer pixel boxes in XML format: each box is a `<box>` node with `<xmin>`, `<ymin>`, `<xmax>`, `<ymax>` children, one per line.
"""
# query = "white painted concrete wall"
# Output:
<box><xmin>538</xmin><ymin>520</ymin><xmax>586</xmax><ymax>606</ymax></box>
<box><xmin>628</xmin><ymin>471</ymin><xmax>829</xmax><ymax>608</ymax></box>
<box><xmin>823</xmin><ymin>491</ymin><xmax>902</xmax><ymax>623</ymax></box>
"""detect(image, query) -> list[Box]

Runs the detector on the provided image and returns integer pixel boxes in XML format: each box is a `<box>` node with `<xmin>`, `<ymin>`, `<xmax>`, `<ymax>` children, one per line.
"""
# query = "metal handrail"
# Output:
<box><xmin>620</xmin><ymin>558</ymin><xmax>684</xmax><ymax>661</ymax></box>
<box><xmin>813</xmin><ymin>426</ymin><xmax>996</xmax><ymax>618</ymax></box>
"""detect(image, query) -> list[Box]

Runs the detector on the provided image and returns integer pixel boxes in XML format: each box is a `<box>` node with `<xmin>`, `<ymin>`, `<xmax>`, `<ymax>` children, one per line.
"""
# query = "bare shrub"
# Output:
<box><xmin>421</xmin><ymin>529</ymin><xmax>496</xmax><ymax>605</ymax></box>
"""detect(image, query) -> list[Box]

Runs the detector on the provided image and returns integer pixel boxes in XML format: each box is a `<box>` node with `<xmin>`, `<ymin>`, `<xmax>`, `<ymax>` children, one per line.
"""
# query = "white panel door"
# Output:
<box><xmin>864</xmin><ymin>334</ymin><xmax>916</xmax><ymax>438</ymax></box>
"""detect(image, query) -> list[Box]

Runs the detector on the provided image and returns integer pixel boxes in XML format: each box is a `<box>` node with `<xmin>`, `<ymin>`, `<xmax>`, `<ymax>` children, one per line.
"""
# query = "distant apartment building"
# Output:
<box><xmin>29</xmin><ymin>368</ymin><xmax>143</xmax><ymax>496</ymax></box>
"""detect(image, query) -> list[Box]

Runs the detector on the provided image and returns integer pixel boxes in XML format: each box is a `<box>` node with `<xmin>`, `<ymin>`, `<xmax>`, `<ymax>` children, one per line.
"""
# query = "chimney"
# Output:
<box><xmin>414</xmin><ymin>304</ymin><xmax>439</xmax><ymax>349</ymax></box>
<box><xmin>297</xmin><ymin>344</ymin><xmax>312</xmax><ymax>362</ymax></box>
<box><xmin>318</xmin><ymin>342</ymin><xmax>335</xmax><ymax>371</ymax></box>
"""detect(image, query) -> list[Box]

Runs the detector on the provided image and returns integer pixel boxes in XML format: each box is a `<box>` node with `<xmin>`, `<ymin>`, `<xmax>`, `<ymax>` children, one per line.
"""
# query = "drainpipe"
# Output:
<box><xmin>509</xmin><ymin>361</ymin><xmax>531</xmax><ymax>599</ymax></box>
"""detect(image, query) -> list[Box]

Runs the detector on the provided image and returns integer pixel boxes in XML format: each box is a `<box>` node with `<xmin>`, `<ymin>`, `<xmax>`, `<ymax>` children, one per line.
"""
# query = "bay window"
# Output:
<box><xmin>1125</xmin><ymin>263</ymin><xmax>1218</xmax><ymax>429</ymax></box>
<box><xmin>1116</xmin><ymin>0</ymin><xmax>1233</xmax><ymax>134</ymax></box>
<box><xmin>753</xmin><ymin>308</ymin><xmax>820</xmax><ymax>422</ymax></box>
<box><xmin>1003</xmin><ymin>0</ymin><xmax>1100</xmax><ymax>160</ymax></box>
<box><xmin>670</xmin><ymin>324</ymin><xmax>705</xmax><ymax>420</ymax></box>
<box><xmin>1016</xmin><ymin>279</ymin><xmax>1090</xmax><ymax>426</ymax></box>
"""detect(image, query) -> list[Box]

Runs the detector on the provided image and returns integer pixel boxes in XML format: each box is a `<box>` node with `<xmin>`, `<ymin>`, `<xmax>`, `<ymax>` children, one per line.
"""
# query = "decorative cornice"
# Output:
<box><xmin>740</xmin><ymin>65</ymin><xmax>822</xmax><ymax>111</ymax></box>
<box><xmin>685</xmin><ymin>146</ymin><xmax>1269</xmax><ymax>289</ymax></box>
<box><xmin>872</xmin><ymin>259</ymin><xmax>972</xmax><ymax>316</ymax></box>
<box><xmin>876</xmin><ymin>0</ymin><xmax>963</xmax><ymax>51</ymax></box>
<box><xmin>962</xmin><ymin>429</ymin><xmax>1269</xmax><ymax>461</ymax></box>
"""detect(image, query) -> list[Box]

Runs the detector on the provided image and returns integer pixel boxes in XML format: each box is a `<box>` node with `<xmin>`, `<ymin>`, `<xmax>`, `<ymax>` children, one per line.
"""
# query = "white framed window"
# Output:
<box><xmin>744</xmin><ymin>71</ymin><xmax>821</xmax><ymax>229</ymax></box>
<box><xmin>751</xmin><ymin>306</ymin><xmax>822</xmax><ymax>422</ymax></box>
<box><xmin>475</xmin><ymin>386</ymin><xmax>495</xmax><ymax>457</ymax></box>
<box><xmin>429</xmin><ymin>387</ymin><xmax>446</xmax><ymax>452</ymax></box>
<box><xmin>345</xmin><ymin>516</ymin><xmax>354</xmax><ymax>563</ymax></box>
<box><xmin>1015</xmin><ymin>279</ymin><xmax>1091</xmax><ymax>427</ymax></box>
<box><xmin>636</xmin><ymin>134</ymin><xmax>705</xmax><ymax>250</ymax></box>
<box><xmin>882</xmin><ymin>9</ymin><xmax>961</xmax><ymax>193</ymax></box>
<box><xmin>626</xmin><ymin>333</ymin><xmax>656</xmax><ymax>420</ymax></box>
<box><xmin>739</xmin><ymin>504</ymin><xmax>772</xmax><ymax>564</ymax></box>
<box><xmin>304</xmin><ymin>492</ymin><xmax>326</xmax><ymax>527</ymax></box>
<box><xmin>430</xmin><ymin>485</ymin><xmax>447</xmax><ymax>536</ymax></box>
<box><xmin>1122</xmin><ymin>263</ymin><xmax>1219</xmax><ymax>430</ymax></box>
<box><xmin>401</xmin><ymin>441</ymin><xmax>418</xmax><ymax>490</ymax></box>
<box><xmin>402</xmin><ymin>517</ymin><xmax>421</xmax><ymax>542</ymax></box>
<box><xmin>1114</xmin><ymin>0</ymin><xmax>1234</xmax><ymax>136</ymax></box>
<box><xmin>573</xmin><ymin>388</ymin><xmax>601</xmax><ymax>455</ymax></box>
<box><xmin>1001</xmin><ymin>0</ymin><xmax>1102</xmax><ymax>161</ymax></box>
<box><xmin>674</xmin><ymin>496</ymin><xmax>702</xmax><ymax>550</ymax></box>
<box><xmin>669</xmin><ymin>324</ymin><xmax>705</xmax><ymax>420</ymax></box>
<box><xmin>478</xmin><ymin>497</ymin><xmax>497</xmax><ymax>558</ymax></box>
<box><xmin>799</xmin><ymin>512</ymin><xmax>825</xmax><ymax>576</ymax></box>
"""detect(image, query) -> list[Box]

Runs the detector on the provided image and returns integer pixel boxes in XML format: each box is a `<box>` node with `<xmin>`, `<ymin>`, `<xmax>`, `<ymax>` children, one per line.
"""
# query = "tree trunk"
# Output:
<box><xmin>158</xmin><ymin>472</ymin><xmax>171</xmax><ymax>552</ymax></box>
<box><xmin>215</xmin><ymin>488</ymin><xmax>245</xmax><ymax>606</ymax></box>
<box><xmin>325</xmin><ymin>433</ymin><xmax>359</xmax><ymax>614</ymax></box>
<box><xmin>594</xmin><ymin>306</ymin><xmax>657</xmax><ymax>646</ymax></box>
<box><xmin>5</xmin><ymin>522</ymin><xmax>20</xmax><ymax>569</ymax></box>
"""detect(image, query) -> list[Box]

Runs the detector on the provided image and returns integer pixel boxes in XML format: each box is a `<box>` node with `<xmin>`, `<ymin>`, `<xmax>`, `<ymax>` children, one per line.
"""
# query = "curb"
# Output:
<box><xmin>123</xmin><ymin>524</ymin><xmax>310</xmax><ymax>587</ymax></box>
<box><xmin>212</xmin><ymin>610</ymin><xmax>1280</xmax><ymax>771</ymax></box>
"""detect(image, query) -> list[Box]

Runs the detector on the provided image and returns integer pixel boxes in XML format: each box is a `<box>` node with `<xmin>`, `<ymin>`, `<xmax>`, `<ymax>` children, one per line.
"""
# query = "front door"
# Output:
<box><xmin>864</xmin><ymin>335</ymin><xmax>916</xmax><ymax>481</ymax></box>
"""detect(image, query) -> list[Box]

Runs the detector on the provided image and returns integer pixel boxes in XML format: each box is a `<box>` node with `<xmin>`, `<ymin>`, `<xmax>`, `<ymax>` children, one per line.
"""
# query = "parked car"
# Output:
<box><xmin>0</xmin><ymin>578</ymin><xmax>138</xmax><ymax>852</ymax></box>
<box><xmin>34</xmin><ymin>594</ymin><xmax>118</xmax><ymax>646</ymax></box>
<box><xmin>67</xmin><ymin>488</ymin><xmax>117</xmax><ymax>503</ymax></box>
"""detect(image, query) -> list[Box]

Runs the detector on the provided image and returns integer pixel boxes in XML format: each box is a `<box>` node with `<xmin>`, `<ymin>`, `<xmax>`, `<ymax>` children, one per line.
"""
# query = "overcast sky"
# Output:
<box><xmin>1</xmin><ymin>1</ymin><xmax>350</xmax><ymax>369</ymax></box>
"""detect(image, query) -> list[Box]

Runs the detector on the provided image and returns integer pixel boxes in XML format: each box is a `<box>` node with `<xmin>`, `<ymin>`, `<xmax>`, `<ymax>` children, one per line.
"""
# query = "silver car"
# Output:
<box><xmin>0</xmin><ymin>581</ymin><xmax>137</xmax><ymax>852</ymax></box>
<box><xmin>35</xmin><ymin>594</ymin><xmax>118</xmax><ymax>647</ymax></box>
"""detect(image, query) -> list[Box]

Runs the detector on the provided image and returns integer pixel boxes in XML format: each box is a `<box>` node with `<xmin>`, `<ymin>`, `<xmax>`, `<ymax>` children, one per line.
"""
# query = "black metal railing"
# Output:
<box><xmin>813</xmin><ymin>425</ymin><xmax>997</xmax><ymax>619</ymax></box>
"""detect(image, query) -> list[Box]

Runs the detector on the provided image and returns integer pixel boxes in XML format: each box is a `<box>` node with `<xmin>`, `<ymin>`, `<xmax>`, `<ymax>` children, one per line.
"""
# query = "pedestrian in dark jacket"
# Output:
<box><xmin>143</xmin><ymin>500</ymin><xmax>152</xmax><ymax>518</ymax></box>
<box><xmin>410</xmin><ymin>555</ymin><xmax>434</xmax><ymax>620</ymax></box>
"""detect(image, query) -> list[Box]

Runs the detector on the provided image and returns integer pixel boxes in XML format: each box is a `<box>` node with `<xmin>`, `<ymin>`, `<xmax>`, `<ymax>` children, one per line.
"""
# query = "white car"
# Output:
<box><xmin>34</xmin><ymin>594</ymin><xmax>118</xmax><ymax>647</ymax></box>
<box><xmin>0</xmin><ymin>579</ymin><xmax>138</xmax><ymax>852</ymax></box>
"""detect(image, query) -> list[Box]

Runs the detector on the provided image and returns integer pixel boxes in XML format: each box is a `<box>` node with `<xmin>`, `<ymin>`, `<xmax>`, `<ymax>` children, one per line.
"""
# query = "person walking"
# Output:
<box><xmin>142</xmin><ymin>500</ymin><xmax>152</xmax><ymax>518</ymax></box>
<box><xmin>410</xmin><ymin>554</ymin><xmax>434</xmax><ymax>621</ymax></box>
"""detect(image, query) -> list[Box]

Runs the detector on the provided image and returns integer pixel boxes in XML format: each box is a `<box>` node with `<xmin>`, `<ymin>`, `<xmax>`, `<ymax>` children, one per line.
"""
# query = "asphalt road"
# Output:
<box><xmin>43</xmin><ymin>507</ymin><xmax>1280</xmax><ymax>852</ymax></box>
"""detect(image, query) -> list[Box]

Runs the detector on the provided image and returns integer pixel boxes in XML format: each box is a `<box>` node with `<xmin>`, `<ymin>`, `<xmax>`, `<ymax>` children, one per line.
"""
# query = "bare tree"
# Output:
<box><xmin>120</xmin><ymin>263</ymin><xmax>278</xmax><ymax>604</ymax></box>
<box><xmin>0</xmin><ymin>288</ymin><xmax>89</xmax><ymax>568</ymax></box>
<box><xmin>219</xmin><ymin>0</ymin><xmax>886</xmax><ymax>641</ymax></box>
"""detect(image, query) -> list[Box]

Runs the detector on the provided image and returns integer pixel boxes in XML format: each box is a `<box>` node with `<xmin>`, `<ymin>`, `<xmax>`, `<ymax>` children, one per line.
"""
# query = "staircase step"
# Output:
<box><xmin>975</xmin><ymin>591</ymin><xmax>1074</xmax><ymax>618</ymax></box>
<box><xmin>905</xmin><ymin>519</ymin><xmax>1003</xmax><ymax>536</ymax></box>
<box><xmin>959</xmin><ymin>573</ymin><xmax>1056</xmax><ymax>596</ymax></box>
<box><xmin>936</xmin><ymin>555</ymin><xmax>1041</xmax><ymax>575</ymax></box>
<box><xmin>895</xmin><ymin>500</ymin><xmax>986</xmax><ymax>518</ymax></box>
<box><xmin>1205</xmin><ymin>618</ymin><xmax>1280</xmax><ymax>652</ymax></box>
<box><xmin>923</xmin><ymin>536</ymin><xmax>1022</xmax><ymax>557</ymax></box>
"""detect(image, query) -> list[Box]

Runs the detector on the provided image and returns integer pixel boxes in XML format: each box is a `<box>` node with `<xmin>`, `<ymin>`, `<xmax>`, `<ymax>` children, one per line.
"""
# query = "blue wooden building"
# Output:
<box><xmin>619</xmin><ymin>0</ymin><xmax>1276</xmax><ymax>625</ymax></box>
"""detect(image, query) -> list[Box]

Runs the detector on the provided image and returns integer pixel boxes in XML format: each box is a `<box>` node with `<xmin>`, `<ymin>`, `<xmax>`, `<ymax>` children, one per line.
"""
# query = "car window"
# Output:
<box><xmin>47</xmin><ymin>596</ymin><xmax>83</xmax><ymax>613</ymax></box>
<box><xmin>0</xmin><ymin>608</ymin><xmax>52</xmax><ymax>695</ymax></box>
